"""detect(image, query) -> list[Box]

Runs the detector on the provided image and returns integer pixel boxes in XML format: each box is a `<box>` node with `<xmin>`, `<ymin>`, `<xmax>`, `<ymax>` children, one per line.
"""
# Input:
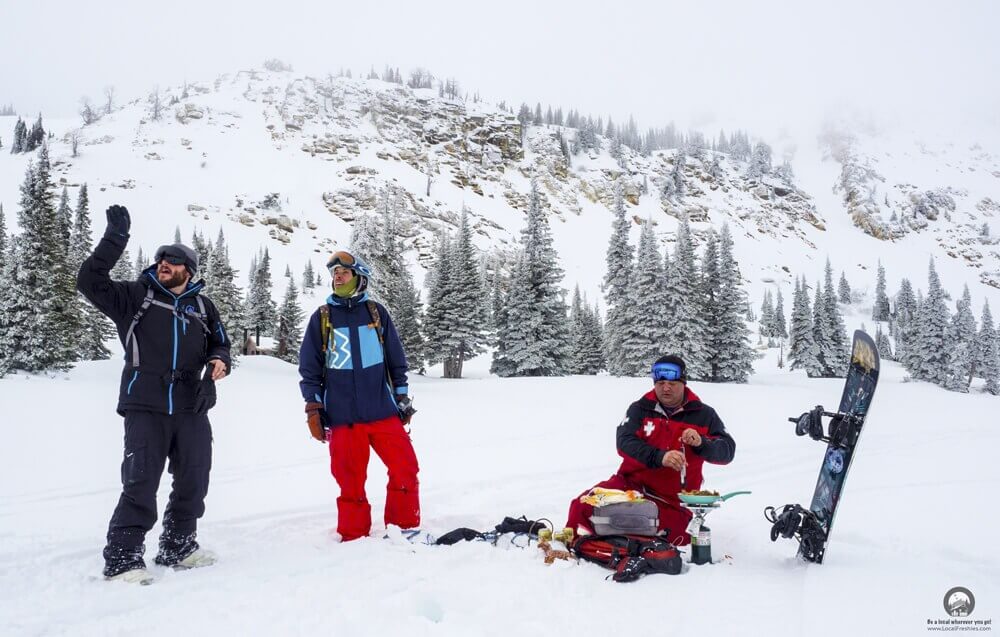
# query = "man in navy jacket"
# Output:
<box><xmin>78</xmin><ymin>205</ymin><xmax>231</xmax><ymax>583</ymax></box>
<box><xmin>298</xmin><ymin>250</ymin><xmax>419</xmax><ymax>541</ymax></box>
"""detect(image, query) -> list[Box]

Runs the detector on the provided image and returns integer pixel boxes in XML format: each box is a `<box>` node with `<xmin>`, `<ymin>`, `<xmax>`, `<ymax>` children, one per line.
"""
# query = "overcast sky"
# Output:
<box><xmin>4</xmin><ymin>0</ymin><xmax>999</xmax><ymax>142</ymax></box>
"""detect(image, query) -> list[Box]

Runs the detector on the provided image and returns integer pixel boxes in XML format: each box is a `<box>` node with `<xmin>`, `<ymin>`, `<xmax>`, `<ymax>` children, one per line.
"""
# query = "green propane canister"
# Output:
<box><xmin>691</xmin><ymin>523</ymin><xmax>712</xmax><ymax>565</ymax></box>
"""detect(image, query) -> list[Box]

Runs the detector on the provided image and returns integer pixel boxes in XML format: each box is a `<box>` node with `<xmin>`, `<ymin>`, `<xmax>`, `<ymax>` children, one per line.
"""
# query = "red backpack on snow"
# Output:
<box><xmin>571</xmin><ymin>534</ymin><xmax>683</xmax><ymax>582</ymax></box>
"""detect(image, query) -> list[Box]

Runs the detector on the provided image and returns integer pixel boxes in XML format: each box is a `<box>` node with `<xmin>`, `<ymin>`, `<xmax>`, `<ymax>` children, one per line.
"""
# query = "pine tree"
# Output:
<box><xmin>205</xmin><ymin>230</ymin><xmax>242</xmax><ymax>359</ymax></box>
<box><xmin>909</xmin><ymin>259</ymin><xmax>951</xmax><ymax>386</ymax></box>
<box><xmin>174</xmin><ymin>226</ymin><xmax>182</xmax><ymax>243</ymax></box>
<box><xmin>759</xmin><ymin>290</ymin><xmax>775</xmax><ymax>338</ymax></box>
<box><xmin>774</xmin><ymin>288</ymin><xmax>788</xmax><ymax>339</ymax></box>
<box><xmin>789</xmin><ymin>276</ymin><xmax>821</xmax><ymax>376</ymax></box>
<box><xmin>0</xmin><ymin>203</ymin><xmax>6</xmax><ymax>273</ymax></box>
<box><xmin>811</xmin><ymin>282</ymin><xmax>831</xmax><ymax>376</ymax></box>
<box><xmin>710</xmin><ymin>223</ymin><xmax>754</xmax><ymax>381</ymax></box>
<box><xmin>838</xmin><ymin>271</ymin><xmax>851</xmax><ymax>304</ymax></box>
<box><xmin>979</xmin><ymin>302</ymin><xmax>999</xmax><ymax>395</ymax></box>
<box><xmin>69</xmin><ymin>183</ymin><xmax>113</xmax><ymax>360</ymax></box>
<box><xmin>893</xmin><ymin>277</ymin><xmax>918</xmax><ymax>365</ymax></box>
<box><xmin>875</xmin><ymin>325</ymin><xmax>893</xmax><ymax>361</ymax></box>
<box><xmin>700</xmin><ymin>229</ymin><xmax>723</xmax><ymax>379</ymax></box>
<box><xmin>11</xmin><ymin>147</ymin><xmax>78</xmax><ymax>371</ymax></box>
<box><xmin>429</xmin><ymin>209</ymin><xmax>488</xmax><ymax>378</ymax></box>
<box><xmin>491</xmin><ymin>181</ymin><xmax>569</xmax><ymax>376</ymax></box>
<box><xmin>134</xmin><ymin>247</ymin><xmax>147</xmax><ymax>279</ymax></box>
<box><xmin>944</xmin><ymin>285</ymin><xmax>977</xmax><ymax>392</ymax></box>
<box><xmin>0</xmin><ymin>236</ymin><xmax>30</xmax><ymax>375</ymax></box>
<box><xmin>820</xmin><ymin>259</ymin><xmax>850</xmax><ymax>375</ymax></box>
<box><xmin>619</xmin><ymin>220</ymin><xmax>670</xmax><ymax>375</ymax></box>
<box><xmin>275</xmin><ymin>277</ymin><xmax>304</xmax><ymax>363</ymax></box>
<box><xmin>662</xmin><ymin>214</ymin><xmax>708</xmax><ymax>378</ymax></box>
<box><xmin>872</xmin><ymin>261</ymin><xmax>890</xmax><ymax>321</ymax></box>
<box><xmin>603</xmin><ymin>180</ymin><xmax>634</xmax><ymax>375</ymax></box>
<box><xmin>247</xmin><ymin>248</ymin><xmax>278</xmax><ymax>335</ymax></box>
<box><xmin>302</xmin><ymin>261</ymin><xmax>315</xmax><ymax>291</ymax></box>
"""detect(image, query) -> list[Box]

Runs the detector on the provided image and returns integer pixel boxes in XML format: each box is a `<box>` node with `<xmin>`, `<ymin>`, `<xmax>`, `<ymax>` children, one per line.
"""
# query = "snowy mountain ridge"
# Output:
<box><xmin>1</xmin><ymin>65</ymin><xmax>998</xmax><ymax>314</ymax></box>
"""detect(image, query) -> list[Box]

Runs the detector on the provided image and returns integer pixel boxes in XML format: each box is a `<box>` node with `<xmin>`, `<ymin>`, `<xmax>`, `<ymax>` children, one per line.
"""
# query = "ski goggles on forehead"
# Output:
<box><xmin>327</xmin><ymin>251</ymin><xmax>356</xmax><ymax>273</ymax></box>
<box><xmin>651</xmin><ymin>362</ymin><xmax>684</xmax><ymax>382</ymax></box>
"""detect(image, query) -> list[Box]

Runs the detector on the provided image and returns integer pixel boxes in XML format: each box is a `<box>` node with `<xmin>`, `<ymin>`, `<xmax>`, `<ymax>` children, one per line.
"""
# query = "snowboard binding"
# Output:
<box><xmin>790</xmin><ymin>406</ymin><xmax>860</xmax><ymax>449</ymax></box>
<box><xmin>765</xmin><ymin>504</ymin><xmax>827</xmax><ymax>563</ymax></box>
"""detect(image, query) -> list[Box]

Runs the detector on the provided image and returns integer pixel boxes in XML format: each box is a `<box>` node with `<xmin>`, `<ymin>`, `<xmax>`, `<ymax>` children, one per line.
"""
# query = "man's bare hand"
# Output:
<box><xmin>679</xmin><ymin>428</ymin><xmax>702</xmax><ymax>447</ymax></box>
<box><xmin>208</xmin><ymin>359</ymin><xmax>227</xmax><ymax>381</ymax></box>
<box><xmin>662</xmin><ymin>449</ymin><xmax>687</xmax><ymax>471</ymax></box>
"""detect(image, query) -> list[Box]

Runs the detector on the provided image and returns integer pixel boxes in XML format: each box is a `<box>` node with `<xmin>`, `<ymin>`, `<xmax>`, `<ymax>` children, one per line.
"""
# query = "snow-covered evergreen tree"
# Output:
<box><xmin>789</xmin><ymin>276</ymin><xmax>821</xmax><ymax>376</ymax></box>
<box><xmin>246</xmin><ymin>248</ymin><xmax>278</xmax><ymax>336</ymax></box>
<box><xmin>838</xmin><ymin>271</ymin><xmax>851</xmax><ymax>304</ymax></box>
<box><xmin>746</xmin><ymin>142</ymin><xmax>772</xmax><ymax>180</ymax></box>
<box><xmin>872</xmin><ymin>261</ymin><xmax>890</xmax><ymax>321</ymax></box>
<box><xmin>820</xmin><ymin>259</ymin><xmax>850</xmax><ymax>375</ymax></box>
<box><xmin>773</xmin><ymin>288</ymin><xmax>788</xmax><ymax>339</ymax></box>
<box><xmin>979</xmin><ymin>302</ymin><xmax>999</xmax><ymax>395</ymax></box>
<box><xmin>618</xmin><ymin>220</ymin><xmax>670</xmax><ymax>375</ymax></box>
<box><xmin>425</xmin><ymin>209</ymin><xmax>488</xmax><ymax>378</ymax></box>
<box><xmin>662</xmin><ymin>214</ymin><xmax>708</xmax><ymax>378</ymax></box>
<box><xmin>893</xmin><ymin>277</ymin><xmax>917</xmax><ymax>365</ymax></box>
<box><xmin>603</xmin><ymin>180</ymin><xmax>634</xmax><ymax>376</ymax></box>
<box><xmin>133</xmin><ymin>247</ymin><xmax>147</xmax><ymax>279</ymax></box>
<box><xmin>19</xmin><ymin>147</ymin><xmax>79</xmax><ymax>371</ymax></box>
<box><xmin>302</xmin><ymin>261</ymin><xmax>315</xmax><ymax>292</ymax></box>
<box><xmin>944</xmin><ymin>285</ymin><xmax>977</xmax><ymax>392</ymax></box>
<box><xmin>206</xmin><ymin>230</ymin><xmax>243</xmax><ymax>352</ymax></box>
<box><xmin>876</xmin><ymin>325</ymin><xmax>893</xmax><ymax>361</ymax></box>
<box><xmin>759</xmin><ymin>290</ymin><xmax>775</xmax><ymax>338</ymax></box>
<box><xmin>0</xmin><ymin>203</ymin><xmax>6</xmax><ymax>273</ymax></box>
<box><xmin>909</xmin><ymin>259</ymin><xmax>951</xmax><ymax>386</ymax></box>
<box><xmin>110</xmin><ymin>248</ymin><xmax>133</xmax><ymax>281</ymax></box>
<box><xmin>69</xmin><ymin>183</ymin><xmax>112</xmax><ymax>360</ymax></box>
<box><xmin>490</xmin><ymin>181</ymin><xmax>569</xmax><ymax>376</ymax></box>
<box><xmin>710</xmin><ymin>223</ymin><xmax>754</xmax><ymax>382</ymax></box>
<box><xmin>274</xmin><ymin>277</ymin><xmax>304</xmax><ymax>364</ymax></box>
<box><xmin>0</xmin><ymin>236</ymin><xmax>30</xmax><ymax>375</ymax></box>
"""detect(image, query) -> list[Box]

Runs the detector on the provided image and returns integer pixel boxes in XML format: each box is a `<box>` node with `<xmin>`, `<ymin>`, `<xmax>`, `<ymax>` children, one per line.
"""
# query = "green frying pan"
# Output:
<box><xmin>678</xmin><ymin>490</ymin><xmax>752</xmax><ymax>505</ymax></box>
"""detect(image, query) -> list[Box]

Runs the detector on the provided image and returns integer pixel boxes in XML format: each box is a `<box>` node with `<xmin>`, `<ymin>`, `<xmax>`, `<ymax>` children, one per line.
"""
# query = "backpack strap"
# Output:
<box><xmin>125</xmin><ymin>288</ymin><xmax>156</xmax><ymax>368</ymax></box>
<box><xmin>319</xmin><ymin>304</ymin><xmax>332</xmax><ymax>380</ymax></box>
<box><xmin>366</xmin><ymin>300</ymin><xmax>396</xmax><ymax>396</ymax></box>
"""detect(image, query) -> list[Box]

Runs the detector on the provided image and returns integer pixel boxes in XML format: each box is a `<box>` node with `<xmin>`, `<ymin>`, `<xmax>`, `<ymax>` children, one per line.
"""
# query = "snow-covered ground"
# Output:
<box><xmin>1</xmin><ymin>349</ymin><xmax>997</xmax><ymax>636</ymax></box>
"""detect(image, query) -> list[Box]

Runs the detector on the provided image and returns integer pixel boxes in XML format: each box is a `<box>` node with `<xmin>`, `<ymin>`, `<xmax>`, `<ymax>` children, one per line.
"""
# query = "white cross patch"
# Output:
<box><xmin>643</xmin><ymin>421</ymin><xmax>656</xmax><ymax>436</ymax></box>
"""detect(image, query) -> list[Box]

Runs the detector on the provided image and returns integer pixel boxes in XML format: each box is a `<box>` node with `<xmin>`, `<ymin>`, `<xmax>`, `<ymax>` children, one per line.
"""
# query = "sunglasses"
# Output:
<box><xmin>651</xmin><ymin>362</ymin><xmax>684</xmax><ymax>382</ymax></box>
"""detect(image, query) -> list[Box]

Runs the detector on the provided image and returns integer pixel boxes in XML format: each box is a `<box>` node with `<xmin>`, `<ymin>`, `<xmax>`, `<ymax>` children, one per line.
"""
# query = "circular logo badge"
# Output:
<box><xmin>825</xmin><ymin>449</ymin><xmax>845</xmax><ymax>474</ymax></box>
<box><xmin>943</xmin><ymin>587</ymin><xmax>975</xmax><ymax>617</ymax></box>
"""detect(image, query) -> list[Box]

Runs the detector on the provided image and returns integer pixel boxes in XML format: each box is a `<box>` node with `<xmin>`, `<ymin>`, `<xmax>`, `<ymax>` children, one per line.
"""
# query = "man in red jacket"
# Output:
<box><xmin>565</xmin><ymin>354</ymin><xmax>735</xmax><ymax>546</ymax></box>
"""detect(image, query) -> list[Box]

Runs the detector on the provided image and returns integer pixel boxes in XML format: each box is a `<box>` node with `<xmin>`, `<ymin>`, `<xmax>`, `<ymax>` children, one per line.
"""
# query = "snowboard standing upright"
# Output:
<box><xmin>768</xmin><ymin>330</ymin><xmax>880</xmax><ymax>563</ymax></box>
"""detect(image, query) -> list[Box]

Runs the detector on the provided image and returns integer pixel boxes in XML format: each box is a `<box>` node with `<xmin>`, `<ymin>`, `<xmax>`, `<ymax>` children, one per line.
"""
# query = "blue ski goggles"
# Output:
<box><xmin>326</xmin><ymin>251</ymin><xmax>371</xmax><ymax>277</ymax></box>
<box><xmin>651</xmin><ymin>362</ymin><xmax>685</xmax><ymax>382</ymax></box>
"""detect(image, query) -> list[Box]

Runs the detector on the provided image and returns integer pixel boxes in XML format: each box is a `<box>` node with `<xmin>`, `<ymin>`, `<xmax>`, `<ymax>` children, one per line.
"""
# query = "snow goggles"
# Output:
<box><xmin>154</xmin><ymin>244</ymin><xmax>198</xmax><ymax>272</ymax></box>
<box><xmin>326</xmin><ymin>251</ymin><xmax>371</xmax><ymax>277</ymax></box>
<box><xmin>651</xmin><ymin>362</ymin><xmax>685</xmax><ymax>382</ymax></box>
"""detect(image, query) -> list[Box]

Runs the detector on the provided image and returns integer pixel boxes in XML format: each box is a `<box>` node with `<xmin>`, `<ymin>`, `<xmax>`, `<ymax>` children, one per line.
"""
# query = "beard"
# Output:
<box><xmin>158</xmin><ymin>269</ymin><xmax>189</xmax><ymax>288</ymax></box>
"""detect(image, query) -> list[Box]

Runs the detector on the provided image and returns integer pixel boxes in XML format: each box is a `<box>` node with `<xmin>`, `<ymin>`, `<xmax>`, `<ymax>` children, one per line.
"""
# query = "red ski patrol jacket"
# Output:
<box><xmin>615</xmin><ymin>387</ymin><xmax>735</xmax><ymax>503</ymax></box>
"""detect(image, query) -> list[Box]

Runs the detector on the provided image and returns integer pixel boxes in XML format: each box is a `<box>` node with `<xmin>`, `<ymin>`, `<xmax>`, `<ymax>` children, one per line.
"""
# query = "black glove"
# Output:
<box><xmin>396</xmin><ymin>395</ymin><xmax>416</xmax><ymax>424</ymax></box>
<box><xmin>106</xmin><ymin>205</ymin><xmax>131</xmax><ymax>236</ymax></box>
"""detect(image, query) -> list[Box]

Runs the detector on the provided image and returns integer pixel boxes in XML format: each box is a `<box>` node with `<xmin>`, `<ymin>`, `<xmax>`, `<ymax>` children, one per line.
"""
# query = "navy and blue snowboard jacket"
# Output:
<box><xmin>77</xmin><ymin>231</ymin><xmax>232</xmax><ymax>416</ymax></box>
<box><xmin>298</xmin><ymin>293</ymin><xmax>408</xmax><ymax>428</ymax></box>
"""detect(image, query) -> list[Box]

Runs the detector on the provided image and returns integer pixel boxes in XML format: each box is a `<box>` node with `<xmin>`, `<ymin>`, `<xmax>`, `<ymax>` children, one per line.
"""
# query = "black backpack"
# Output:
<box><xmin>571</xmin><ymin>534</ymin><xmax>683</xmax><ymax>582</ymax></box>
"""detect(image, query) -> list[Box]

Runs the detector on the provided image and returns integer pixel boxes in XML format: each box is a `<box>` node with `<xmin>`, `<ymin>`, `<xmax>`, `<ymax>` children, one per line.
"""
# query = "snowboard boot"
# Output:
<box><xmin>173</xmin><ymin>548</ymin><xmax>217</xmax><ymax>570</ymax></box>
<box><xmin>105</xmin><ymin>567</ymin><xmax>155</xmax><ymax>585</ymax></box>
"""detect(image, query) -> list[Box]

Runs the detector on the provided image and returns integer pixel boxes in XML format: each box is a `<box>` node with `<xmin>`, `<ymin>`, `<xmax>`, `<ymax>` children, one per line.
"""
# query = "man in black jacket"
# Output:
<box><xmin>565</xmin><ymin>354</ymin><xmax>735</xmax><ymax>545</ymax></box>
<box><xmin>78</xmin><ymin>205</ymin><xmax>231</xmax><ymax>583</ymax></box>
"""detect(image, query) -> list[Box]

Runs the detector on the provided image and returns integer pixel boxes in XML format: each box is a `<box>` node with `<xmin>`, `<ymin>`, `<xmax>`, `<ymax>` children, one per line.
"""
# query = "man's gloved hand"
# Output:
<box><xmin>396</xmin><ymin>395</ymin><xmax>416</xmax><ymax>425</ymax></box>
<box><xmin>106</xmin><ymin>205</ymin><xmax>131</xmax><ymax>236</ymax></box>
<box><xmin>305</xmin><ymin>402</ymin><xmax>328</xmax><ymax>442</ymax></box>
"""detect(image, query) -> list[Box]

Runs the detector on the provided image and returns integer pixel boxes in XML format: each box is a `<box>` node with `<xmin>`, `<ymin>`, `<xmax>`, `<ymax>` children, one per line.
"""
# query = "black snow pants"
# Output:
<box><xmin>103</xmin><ymin>410</ymin><xmax>212</xmax><ymax>576</ymax></box>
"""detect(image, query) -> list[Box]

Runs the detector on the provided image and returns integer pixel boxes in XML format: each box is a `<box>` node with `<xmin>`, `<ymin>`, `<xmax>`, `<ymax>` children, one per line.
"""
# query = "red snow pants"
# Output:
<box><xmin>565</xmin><ymin>474</ymin><xmax>693</xmax><ymax>546</ymax></box>
<box><xmin>329</xmin><ymin>416</ymin><xmax>420</xmax><ymax>541</ymax></box>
